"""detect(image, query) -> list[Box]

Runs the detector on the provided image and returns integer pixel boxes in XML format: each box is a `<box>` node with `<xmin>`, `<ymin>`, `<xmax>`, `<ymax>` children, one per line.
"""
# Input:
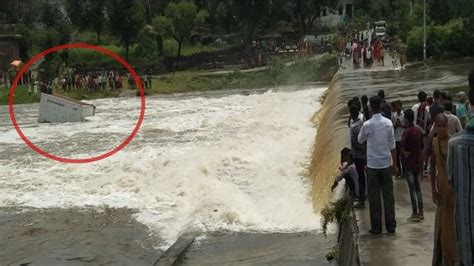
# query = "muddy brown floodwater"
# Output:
<box><xmin>0</xmin><ymin>207</ymin><xmax>160</xmax><ymax>265</ymax></box>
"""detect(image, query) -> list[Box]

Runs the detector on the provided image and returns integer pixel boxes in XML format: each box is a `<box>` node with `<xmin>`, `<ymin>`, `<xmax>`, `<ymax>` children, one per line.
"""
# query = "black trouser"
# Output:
<box><xmin>367</xmin><ymin>167</ymin><xmax>396</xmax><ymax>232</ymax></box>
<box><xmin>342</xmin><ymin>173</ymin><xmax>356</xmax><ymax>199</ymax></box>
<box><xmin>395</xmin><ymin>141</ymin><xmax>404</xmax><ymax>176</ymax></box>
<box><xmin>406</xmin><ymin>169</ymin><xmax>423</xmax><ymax>213</ymax></box>
<box><xmin>354</xmin><ymin>157</ymin><xmax>367</xmax><ymax>203</ymax></box>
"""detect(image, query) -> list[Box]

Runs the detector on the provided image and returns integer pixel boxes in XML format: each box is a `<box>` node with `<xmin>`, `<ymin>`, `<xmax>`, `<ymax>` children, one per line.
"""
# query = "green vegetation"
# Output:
<box><xmin>0</xmin><ymin>85</ymin><xmax>37</xmax><ymax>105</ymax></box>
<box><xmin>325</xmin><ymin>246</ymin><xmax>339</xmax><ymax>262</ymax></box>
<box><xmin>153</xmin><ymin>1</ymin><xmax>208</xmax><ymax>68</ymax></box>
<box><xmin>107</xmin><ymin>0</ymin><xmax>146</xmax><ymax>60</ymax></box>
<box><xmin>320</xmin><ymin>196</ymin><xmax>351</xmax><ymax>238</ymax></box>
<box><xmin>407</xmin><ymin>18</ymin><xmax>474</xmax><ymax>61</ymax></box>
<box><xmin>2</xmin><ymin>0</ymin><xmax>474</xmax><ymax>69</ymax></box>
<box><xmin>0</xmin><ymin>54</ymin><xmax>337</xmax><ymax>105</ymax></box>
<box><xmin>150</xmin><ymin>53</ymin><xmax>337</xmax><ymax>93</ymax></box>
<box><xmin>352</xmin><ymin>0</ymin><xmax>474</xmax><ymax>62</ymax></box>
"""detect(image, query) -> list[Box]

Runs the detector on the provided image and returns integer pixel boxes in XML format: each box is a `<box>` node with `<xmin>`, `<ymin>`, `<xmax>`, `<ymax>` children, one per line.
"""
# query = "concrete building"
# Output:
<box><xmin>0</xmin><ymin>35</ymin><xmax>21</xmax><ymax>71</ymax></box>
<box><xmin>318</xmin><ymin>0</ymin><xmax>356</xmax><ymax>28</ymax></box>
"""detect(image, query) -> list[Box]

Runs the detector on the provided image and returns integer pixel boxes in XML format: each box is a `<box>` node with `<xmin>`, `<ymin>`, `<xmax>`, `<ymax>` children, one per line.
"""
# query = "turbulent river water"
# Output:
<box><xmin>0</xmin><ymin>86</ymin><xmax>327</xmax><ymax>248</ymax></box>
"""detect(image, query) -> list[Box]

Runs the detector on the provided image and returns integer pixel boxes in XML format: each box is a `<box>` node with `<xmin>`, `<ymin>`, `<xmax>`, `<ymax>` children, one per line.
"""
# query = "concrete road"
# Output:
<box><xmin>356</xmin><ymin>175</ymin><xmax>436</xmax><ymax>266</ymax></box>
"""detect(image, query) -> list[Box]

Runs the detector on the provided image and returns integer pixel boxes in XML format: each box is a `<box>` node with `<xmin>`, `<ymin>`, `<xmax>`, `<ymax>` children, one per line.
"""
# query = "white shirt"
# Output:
<box><xmin>358</xmin><ymin>113</ymin><xmax>396</xmax><ymax>169</ymax></box>
<box><xmin>391</xmin><ymin>111</ymin><xmax>405</xmax><ymax>142</ymax></box>
<box><xmin>412</xmin><ymin>102</ymin><xmax>431</xmax><ymax>134</ymax></box>
<box><xmin>429</xmin><ymin>111</ymin><xmax>463</xmax><ymax>137</ymax></box>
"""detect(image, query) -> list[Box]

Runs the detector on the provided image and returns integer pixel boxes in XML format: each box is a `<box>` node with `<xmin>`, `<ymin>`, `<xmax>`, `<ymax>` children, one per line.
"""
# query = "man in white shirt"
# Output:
<box><xmin>391</xmin><ymin>100</ymin><xmax>405</xmax><ymax>177</ymax></box>
<box><xmin>412</xmin><ymin>91</ymin><xmax>431</xmax><ymax>135</ymax></box>
<box><xmin>429</xmin><ymin>100</ymin><xmax>463</xmax><ymax>137</ymax></box>
<box><xmin>358</xmin><ymin>96</ymin><xmax>397</xmax><ymax>234</ymax></box>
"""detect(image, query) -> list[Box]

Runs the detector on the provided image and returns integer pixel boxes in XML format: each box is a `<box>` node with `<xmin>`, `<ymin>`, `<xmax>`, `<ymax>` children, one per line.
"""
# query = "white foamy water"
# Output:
<box><xmin>0</xmin><ymin>86</ymin><xmax>326</xmax><ymax>248</ymax></box>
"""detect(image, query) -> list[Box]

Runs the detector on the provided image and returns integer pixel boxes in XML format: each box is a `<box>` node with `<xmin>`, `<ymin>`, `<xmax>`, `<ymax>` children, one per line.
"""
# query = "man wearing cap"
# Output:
<box><xmin>447</xmin><ymin>70</ymin><xmax>474</xmax><ymax>265</ymax></box>
<box><xmin>456</xmin><ymin>91</ymin><xmax>469</xmax><ymax>128</ymax></box>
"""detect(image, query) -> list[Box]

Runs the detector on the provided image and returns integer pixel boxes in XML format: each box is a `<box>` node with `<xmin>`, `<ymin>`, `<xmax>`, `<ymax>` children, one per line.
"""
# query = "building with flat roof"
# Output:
<box><xmin>0</xmin><ymin>35</ymin><xmax>21</xmax><ymax>71</ymax></box>
<box><xmin>318</xmin><ymin>0</ymin><xmax>356</xmax><ymax>28</ymax></box>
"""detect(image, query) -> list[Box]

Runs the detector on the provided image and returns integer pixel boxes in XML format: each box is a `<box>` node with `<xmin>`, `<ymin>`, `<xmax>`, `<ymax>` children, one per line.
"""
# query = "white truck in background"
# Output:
<box><xmin>374</xmin><ymin>20</ymin><xmax>387</xmax><ymax>38</ymax></box>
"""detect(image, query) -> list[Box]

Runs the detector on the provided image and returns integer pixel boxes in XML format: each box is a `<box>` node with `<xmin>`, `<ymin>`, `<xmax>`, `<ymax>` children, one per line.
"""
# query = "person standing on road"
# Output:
<box><xmin>392</xmin><ymin>100</ymin><xmax>405</xmax><ymax>178</ymax></box>
<box><xmin>431</xmin><ymin>113</ymin><xmax>459</xmax><ymax>266</ymax></box>
<box><xmin>361</xmin><ymin>95</ymin><xmax>371</xmax><ymax>120</ymax></box>
<box><xmin>378</xmin><ymin>90</ymin><xmax>392</xmax><ymax>119</ymax></box>
<box><xmin>350</xmin><ymin>103</ymin><xmax>367</xmax><ymax>208</ymax></box>
<box><xmin>430</xmin><ymin>90</ymin><xmax>445</xmax><ymax>126</ymax></box>
<box><xmin>401</xmin><ymin>109</ymin><xmax>424</xmax><ymax>223</ymax></box>
<box><xmin>358</xmin><ymin>95</ymin><xmax>397</xmax><ymax>234</ymax></box>
<box><xmin>447</xmin><ymin>70</ymin><xmax>474</xmax><ymax>266</ymax></box>
<box><xmin>414</xmin><ymin>91</ymin><xmax>432</xmax><ymax>176</ymax></box>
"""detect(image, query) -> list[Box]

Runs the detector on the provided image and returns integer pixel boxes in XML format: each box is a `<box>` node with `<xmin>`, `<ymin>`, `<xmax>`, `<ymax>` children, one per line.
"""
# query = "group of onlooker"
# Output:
<box><xmin>332</xmin><ymin>70</ymin><xmax>474</xmax><ymax>265</ymax></box>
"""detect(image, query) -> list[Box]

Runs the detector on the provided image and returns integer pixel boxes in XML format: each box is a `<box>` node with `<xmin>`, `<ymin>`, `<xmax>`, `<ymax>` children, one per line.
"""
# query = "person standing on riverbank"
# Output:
<box><xmin>431</xmin><ymin>113</ymin><xmax>459</xmax><ymax>266</ymax></box>
<box><xmin>447</xmin><ymin>70</ymin><xmax>474</xmax><ymax>266</ymax></box>
<box><xmin>358</xmin><ymin>96</ymin><xmax>397</xmax><ymax>234</ymax></box>
<box><xmin>401</xmin><ymin>109</ymin><xmax>424</xmax><ymax>222</ymax></box>
<box><xmin>430</xmin><ymin>90</ymin><xmax>445</xmax><ymax>126</ymax></box>
<box><xmin>392</xmin><ymin>100</ymin><xmax>405</xmax><ymax>178</ymax></box>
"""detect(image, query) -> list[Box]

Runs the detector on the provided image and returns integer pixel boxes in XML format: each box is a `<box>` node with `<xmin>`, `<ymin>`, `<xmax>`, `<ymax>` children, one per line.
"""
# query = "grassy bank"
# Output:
<box><xmin>0</xmin><ymin>85</ymin><xmax>37</xmax><ymax>105</ymax></box>
<box><xmin>150</xmin><ymin>53</ymin><xmax>338</xmax><ymax>94</ymax></box>
<box><xmin>1</xmin><ymin>53</ymin><xmax>338</xmax><ymax>105</ymax></box>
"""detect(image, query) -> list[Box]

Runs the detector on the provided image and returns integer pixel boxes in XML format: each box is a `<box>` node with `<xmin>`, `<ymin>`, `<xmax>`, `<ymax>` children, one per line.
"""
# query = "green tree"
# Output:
<box><xmin>66</xmin><ymin>0</ymin><xmax>107</xmax><ymax>44</ymax></box>
<box><xmin>153</xmin><ymin>2</ymin><xmax>208</xmax><ymax>69</ymax></box>
<box><xmin>232</xmin><ymin>0</ymin><xmax>271</xmax><ymax>43</ymax></box>
<box><xmin>39</xmin><ymin>2</ymin><xmax>72</xmax><ymax>47</ymax></box>
<box><xmin>215</xmin><ymin>0</ymin><xmax>233</xmax><ymax>34</ymax></box>
<box><xmin>107</xmin><ymin>0</ymin><xmax>146</xmax><ymax>60</ymax></box>
<box><xmin>287</xmin><ymin>0</ymin><xmax>339</xmax><ymax>34</ymax></box>
<box><xmin>135</xmin><ymin>25</ymin><xmax>160</xmax><ymax>61</ymax></box>
<box><xmin>106</xmin><ymin>0</ymin><xmax>145</xmax><ymax>60</ymax></box>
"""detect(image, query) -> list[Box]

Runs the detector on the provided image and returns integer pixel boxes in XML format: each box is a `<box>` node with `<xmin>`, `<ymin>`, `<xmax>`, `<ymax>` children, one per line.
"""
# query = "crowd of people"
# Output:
<box><xmin>339</xmin><ymin>31</ymin><xmax>403</xmax><ymax>70</ymax></box>
<box><xmin>2</xmin><ymin>67</ymin><xmax>153</xmax><ymax>99</ymax></box>
<box><xmin>331</xmin><ymin>70</ymin><xmax>474</xmax><ymax>265</ymax></box>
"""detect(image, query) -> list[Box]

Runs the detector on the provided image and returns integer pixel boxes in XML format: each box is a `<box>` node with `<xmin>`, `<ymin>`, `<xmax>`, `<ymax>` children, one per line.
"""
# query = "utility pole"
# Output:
<box><xmin>423</xmin><ymin>0</ymin><xmax>427</xmax><ymax>61</ymax></box>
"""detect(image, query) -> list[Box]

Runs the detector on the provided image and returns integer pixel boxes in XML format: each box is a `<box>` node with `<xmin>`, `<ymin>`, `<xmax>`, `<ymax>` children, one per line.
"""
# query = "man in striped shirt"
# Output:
<box><xmin>447</xmin><ymin>70</ymin><xmax>474</xmax><ymax>266</ymax></box>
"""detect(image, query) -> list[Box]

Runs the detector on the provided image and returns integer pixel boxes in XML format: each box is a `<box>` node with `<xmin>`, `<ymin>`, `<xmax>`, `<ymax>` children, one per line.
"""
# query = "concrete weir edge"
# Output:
<box><xmin>338</xmin><ymin>209</ymin><xmax>361</xmax><ymax>266</ymax></box>
<box><xmin>153</xmin><ymin>233</ymin><xmax>198</xmax><ymax>266</ymax></box>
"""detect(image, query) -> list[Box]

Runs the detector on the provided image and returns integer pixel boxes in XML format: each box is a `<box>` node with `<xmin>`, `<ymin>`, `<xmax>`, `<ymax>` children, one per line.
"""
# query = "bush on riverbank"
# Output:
<box><xmin>267</xmin><ymin>53</ymin><xmax>338</xmax><ymax>85</ymax></box>
<box><xmin>152</xmin><ymin>53</ymin><xmax>338</xmax><ymax>94</ymax></box>
<box><xmin>0</xmin><ymin>85</ymin><xmax>38</xmax><ymax>105</ymax></box>
<box><xmin>320</xmin><ymin>196</ymin><xmax>352</xmax><ymax>238</ymax></box>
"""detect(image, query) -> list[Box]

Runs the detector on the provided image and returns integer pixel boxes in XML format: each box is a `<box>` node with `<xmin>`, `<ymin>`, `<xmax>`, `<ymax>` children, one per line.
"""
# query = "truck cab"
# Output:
<box><xmin>374</xmin><ymin>20</ymin><xmax>387</xmax><ymax>38</ymax></box>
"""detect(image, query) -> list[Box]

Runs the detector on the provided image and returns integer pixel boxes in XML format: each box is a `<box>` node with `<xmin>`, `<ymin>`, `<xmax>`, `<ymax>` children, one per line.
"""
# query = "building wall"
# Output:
<box><xmin>318</xmin><ymin>0</ymin><xmax>356</xmax><ymax>28</ymax></box>
<box><xmin>0</xmin><ymin>39</ymin><xmax>20</xmax><ymax>71</ymax></box>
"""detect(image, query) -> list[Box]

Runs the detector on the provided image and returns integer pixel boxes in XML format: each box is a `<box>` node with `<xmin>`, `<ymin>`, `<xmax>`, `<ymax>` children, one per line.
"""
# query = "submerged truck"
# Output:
<box><xmin>38</xmin><ymin>93</ymin><xmax>95</xmax><ymax>123</ymax></box>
